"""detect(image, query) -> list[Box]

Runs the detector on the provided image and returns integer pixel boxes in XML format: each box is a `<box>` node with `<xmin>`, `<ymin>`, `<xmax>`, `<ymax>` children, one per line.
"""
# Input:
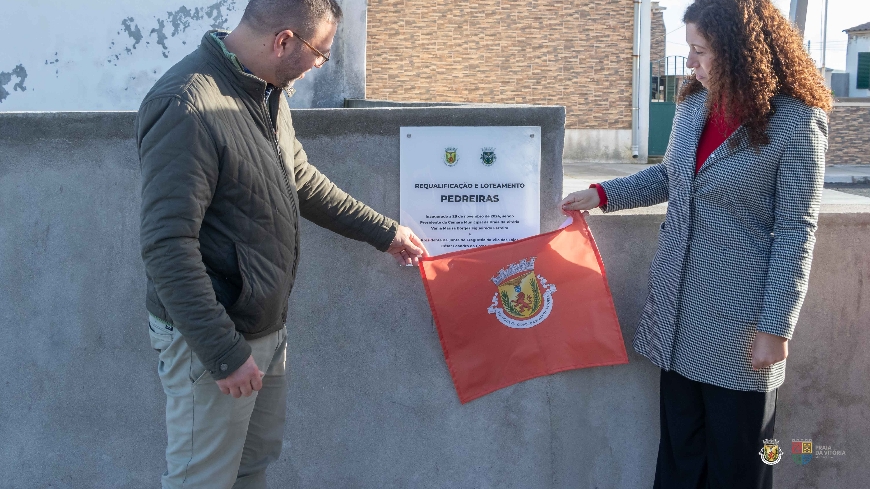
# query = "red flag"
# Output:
<box><xmin>419</xmin><ymin>215</ymin><xmax>628</xmax><ymax>404</ymax></box>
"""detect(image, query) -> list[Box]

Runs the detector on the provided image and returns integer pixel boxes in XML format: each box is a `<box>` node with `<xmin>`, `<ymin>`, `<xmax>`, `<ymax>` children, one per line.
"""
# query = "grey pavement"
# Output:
<box><xmin>563</xmin><ymin>161</ymin><xmax>870</xmax><ymax>207</ymax></box>
<box><xmin>826</xmin><ymin>184</ymin><xmax>870</xmax><ymax>199</ymax></box>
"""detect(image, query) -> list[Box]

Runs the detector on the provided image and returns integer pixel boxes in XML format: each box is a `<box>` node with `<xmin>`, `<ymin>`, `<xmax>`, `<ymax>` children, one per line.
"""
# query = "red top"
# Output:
<box><xmin>695</xmin><ymin>105</ymin><xmax>740</xmax><ymax>172</ymax></box>
<box><xmin>591</xmin><ymin>106</ymin><xmax>739</xmax><ymax>208</ymax></box>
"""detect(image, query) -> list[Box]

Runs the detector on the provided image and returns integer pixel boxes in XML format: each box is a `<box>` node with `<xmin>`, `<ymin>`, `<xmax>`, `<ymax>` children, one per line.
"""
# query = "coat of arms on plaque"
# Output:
<box><xmin>444</xmin><ymin>148</ymin><xmax>458</xmax><ymax>166</ymax></box>
<box><xmin>480</xmin><ymin>147</ymin><xmax>497</xmax><ymax>166</ymax></box>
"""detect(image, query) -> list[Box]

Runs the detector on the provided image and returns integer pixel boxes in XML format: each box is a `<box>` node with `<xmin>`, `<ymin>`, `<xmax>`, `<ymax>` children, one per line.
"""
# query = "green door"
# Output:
<box><xmin>649</xmin><ymin>57</ymin><xmax>687</xmax><ymax>157</ymax></box>
<box><xmin>649</xmin><ymin>101</ymin><xmax>676</xmax><ymax>156</ymax></box>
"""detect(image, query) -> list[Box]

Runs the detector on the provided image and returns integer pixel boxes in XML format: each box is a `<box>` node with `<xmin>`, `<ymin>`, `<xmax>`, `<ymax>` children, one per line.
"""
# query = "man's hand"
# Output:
<box><xmin>560</xmin><ymin>188</ymin><xmax>601</xmax><ymax>214</ymax></box>
<box><xmin>751</xmin><ymin>331</ymin><xmax>789</xmax><ymax>370</ymax></box>
<box><xmin>387</xmin><ymin>225</ymin><xmax>429</xmax><ymax>266</ymax></box>
<box><xmin>216</xmin><ymin>355</ymin><xmax>265</xmax><ymax>398</ymax></box>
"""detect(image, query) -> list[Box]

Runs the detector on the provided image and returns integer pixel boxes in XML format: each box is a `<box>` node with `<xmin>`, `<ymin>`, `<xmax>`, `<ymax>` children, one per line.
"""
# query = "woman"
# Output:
<box><xmin>561</xmin><ymin>0</ymin><xmax>831</xmax><ymax>487</ymax></box>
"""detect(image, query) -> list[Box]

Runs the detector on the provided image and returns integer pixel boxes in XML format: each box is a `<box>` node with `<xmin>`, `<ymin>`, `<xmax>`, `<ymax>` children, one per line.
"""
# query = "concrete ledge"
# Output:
<box><xmin>825</xmin><ymin>176</ymin><xmax>870</xmax><ymax>184</ymax></box>
<box><xmin>293</xmin><ymin>105</ymin><xmax>565</xmax><ymax>138</ymax></box>
<box><xmin>0</xmin><ymin>111</ymin><xmax>137</xmax><ymax>141</ymax></box>
<box><xmin>345</xmin><ymin>98</ymin><xmax>470</xmax><ymax>108</ymax></box>
<box><xmin>834</xmin><ymin>97</ymin><xmax>870</xmax><ymax>106</ymax></box>
<box><xmin>584</xmin><ymin>203</ymin><xmax>870</xmax><ymax>216</ymax></box>
<box><xmin>343</xmin><ymin>98</ymin><xmax>542</xmax><ymax>108</ymax></box>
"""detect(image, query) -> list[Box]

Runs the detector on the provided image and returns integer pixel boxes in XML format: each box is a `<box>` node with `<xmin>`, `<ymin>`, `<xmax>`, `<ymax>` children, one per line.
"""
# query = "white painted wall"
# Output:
<box><xmin>846</xmin><ymin>31</ymin><xmax>870</xmax><ymax>98</ymax></box>
<box><xmin>0</xmin><ymin>0</ymin><xmax>365</xmax><ymax>110</ymax></box>
<box><xmin>563</xmin><ymin>130</ymin><xmax>634</xmax><ymax>162</ymax></box>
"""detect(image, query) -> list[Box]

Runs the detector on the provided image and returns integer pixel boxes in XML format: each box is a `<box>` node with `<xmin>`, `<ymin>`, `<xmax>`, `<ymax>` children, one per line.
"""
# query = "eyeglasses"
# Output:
<box><xmin>280</xmin><ymin>30</ymin><xmax>330</xmax><ymax>68</ymax></box>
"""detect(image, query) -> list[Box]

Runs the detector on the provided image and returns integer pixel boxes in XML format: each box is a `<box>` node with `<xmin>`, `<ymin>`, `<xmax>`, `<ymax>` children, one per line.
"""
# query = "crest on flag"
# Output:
<box><xmin>759</xmin><ymin>439</ymin><xmax>782</xmax><ymax>465</ymax></box>
<box><xmin>480</xmin><ymin>147</ymin><xmax>497</xmax><ymax>166</ymax></box>
<box><xmin>444</xmin><ymin>147</ymin><xmax>458</xmax><ymax>166</ymax></box>
<box><xmin>487</xmin><ymin>257</ymin><xmax>556</xmax><ymax>329</ymax></box>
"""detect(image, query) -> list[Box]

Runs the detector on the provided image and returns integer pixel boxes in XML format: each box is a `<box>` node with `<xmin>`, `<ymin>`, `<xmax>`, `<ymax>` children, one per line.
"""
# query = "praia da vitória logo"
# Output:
<box><xmin>789</xmin><ymin>438</ymin><xmax>846</xmax><ymax>462</ymax></box>
<box><xmin>487</xmin><ymin>257</ymin><xmax>556</xmax><ymax>329</ymax></box>
<box><xmin>791</xmin><ymin>439</ymin><xmax>813</xmax><ymax>465</ymax></box>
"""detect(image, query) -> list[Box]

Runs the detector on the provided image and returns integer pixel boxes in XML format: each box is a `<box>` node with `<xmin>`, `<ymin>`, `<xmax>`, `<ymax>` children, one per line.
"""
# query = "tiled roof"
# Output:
<box><xmin>844</xmin><ymin>22</ymin><xmax>870</xmax><ymax>33</ymax></box>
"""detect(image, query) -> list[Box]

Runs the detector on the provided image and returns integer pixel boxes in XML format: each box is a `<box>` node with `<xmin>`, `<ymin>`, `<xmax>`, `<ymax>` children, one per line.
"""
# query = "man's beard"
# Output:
<box><xmin>274</xmin><ymin>58</ymin><xmax>305</xmax><ymax>89</ymax></box>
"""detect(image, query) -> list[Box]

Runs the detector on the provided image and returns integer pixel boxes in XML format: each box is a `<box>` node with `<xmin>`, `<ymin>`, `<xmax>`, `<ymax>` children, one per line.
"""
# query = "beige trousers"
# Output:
<box><xmin>149</xmin><ymin>315</ymin><xmax>288</xmax><ymax>489</ymax></box>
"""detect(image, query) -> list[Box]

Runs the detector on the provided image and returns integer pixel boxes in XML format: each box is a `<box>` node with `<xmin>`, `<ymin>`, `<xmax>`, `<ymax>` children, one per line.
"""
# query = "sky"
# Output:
<box><xmin>656</xmin><ymin>0</ymin><xmax>869</xmax><ymax>71</ymax></box>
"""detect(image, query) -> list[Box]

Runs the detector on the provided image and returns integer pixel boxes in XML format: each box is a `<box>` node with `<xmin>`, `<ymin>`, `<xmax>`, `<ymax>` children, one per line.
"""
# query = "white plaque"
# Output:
<box><xmin>400</xmin><ymin>126</ymin><xmax>541</xmax><ymax>256</ymax></box>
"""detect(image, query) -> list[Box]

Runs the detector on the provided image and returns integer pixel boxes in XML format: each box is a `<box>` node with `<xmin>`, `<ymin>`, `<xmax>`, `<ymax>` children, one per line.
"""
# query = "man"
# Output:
<box><xmin>136</xmin><ymin>0</ymin><xmax>427</xmax><ymax>486</ymax></box>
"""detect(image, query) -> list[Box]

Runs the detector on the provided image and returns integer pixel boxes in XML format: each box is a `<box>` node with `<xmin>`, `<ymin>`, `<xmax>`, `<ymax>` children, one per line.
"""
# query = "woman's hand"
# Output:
<box><xmin>560</xmin><ymin>188</ymin><xmax>600</xmax><ymax>214</ymax></box>
<box><xmin>750</xmin><ymin>332</ymin><xmax>789</xmax><ymax>370</ymax></box>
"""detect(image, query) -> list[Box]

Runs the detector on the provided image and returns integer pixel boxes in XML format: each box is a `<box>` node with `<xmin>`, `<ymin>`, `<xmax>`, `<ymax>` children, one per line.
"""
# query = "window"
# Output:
<box><xmin>858</xmin><ymin>52</ymin><xmax>870</xmax><ymax>90</ymax></box>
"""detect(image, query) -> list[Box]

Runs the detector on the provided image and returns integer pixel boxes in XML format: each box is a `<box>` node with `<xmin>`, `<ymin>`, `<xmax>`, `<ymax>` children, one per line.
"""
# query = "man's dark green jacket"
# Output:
<box><xmin>137</xmin><ymin>32</ymin><xmax>397</xmax><ymax>379</ymax></box>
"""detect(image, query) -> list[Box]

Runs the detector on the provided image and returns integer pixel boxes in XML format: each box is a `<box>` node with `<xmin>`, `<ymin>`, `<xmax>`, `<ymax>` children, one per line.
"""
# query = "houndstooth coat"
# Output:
<box><xmin>601</xmin><ymin>90</ymin><xmax>828</xmax><ymax>392</ymax></box>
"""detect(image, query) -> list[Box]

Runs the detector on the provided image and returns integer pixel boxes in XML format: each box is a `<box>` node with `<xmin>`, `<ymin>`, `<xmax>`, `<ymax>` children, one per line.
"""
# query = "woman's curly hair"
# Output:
<box><xmin>678</xmin><ymin>0</ymin><xmax>832</xmax><ymax>148</ymax></box>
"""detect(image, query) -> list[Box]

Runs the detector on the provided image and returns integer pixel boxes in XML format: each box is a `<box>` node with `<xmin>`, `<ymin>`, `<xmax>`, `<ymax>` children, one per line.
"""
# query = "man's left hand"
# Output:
<box><xmin>387</xmin><ymin>225</ymin><xmax>429</xmax><ymax>266</ymax></box>
<box><xmin>750</xmin><ymin>331</ymin><xmax>789</xmax><ymax>370</ymax></box>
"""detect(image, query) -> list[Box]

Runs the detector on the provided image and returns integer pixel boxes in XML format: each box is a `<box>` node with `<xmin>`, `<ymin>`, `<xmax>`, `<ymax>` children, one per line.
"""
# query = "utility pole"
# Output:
<box><xmin>820</xmin><ymin>0</ymin><xmax>829</xmax><ymax>79</ymax></box>
<box><xmin>789</xmin><ymin>0</ymin><xmax>809</xmax><ymax>36</ymax></box>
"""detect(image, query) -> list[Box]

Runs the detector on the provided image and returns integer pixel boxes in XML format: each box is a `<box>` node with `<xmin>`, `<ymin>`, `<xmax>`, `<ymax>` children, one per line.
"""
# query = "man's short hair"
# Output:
<box><xmin>241</xmin><ymin>0</ymin><xmax>343</xmax><ymax>35</ymax></box>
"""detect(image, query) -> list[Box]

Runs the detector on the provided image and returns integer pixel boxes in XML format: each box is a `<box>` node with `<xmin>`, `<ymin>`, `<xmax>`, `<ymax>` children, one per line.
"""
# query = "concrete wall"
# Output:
<box><xmin>832</xmin><ymin>72</ymin><xmax>850</xmax><ymax>98</ymax></box>
<box><xmin>563</xmin><ymin>128</ymin><xmax>635</xmax><ymax>162</ymax></box>
<box><xmin>1</xmin><ymin>111</ymin><xmax>868</xmax><ymax>488</ymax></box>
<box><xmin>287</xmin><ymin>0</ymin><xmax>367</xmax><ymax>109</ymax></box>
<box><xmin>0</xmin><ymin>0</ymin><xmax>365</xmax><ymax>109</ymax></box>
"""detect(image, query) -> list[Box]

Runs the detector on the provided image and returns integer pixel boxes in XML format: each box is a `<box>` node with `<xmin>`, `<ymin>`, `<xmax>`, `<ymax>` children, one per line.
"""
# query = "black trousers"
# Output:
<box><xmin>654</xmin><ymin>370</ymin><xmax>777</xmax><ymax>489</ymax></box>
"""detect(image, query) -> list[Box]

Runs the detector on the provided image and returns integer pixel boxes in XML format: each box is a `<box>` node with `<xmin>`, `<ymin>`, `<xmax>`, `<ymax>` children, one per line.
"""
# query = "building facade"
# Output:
<box><xmin>651</xmin><ymin>2</ymin><xmax>666</xmax><ymax>64</ymax></box>
<box><xmin>844</xmin><ymin>22</ymin><xmax>870</xmax><ymax>98</ymax></box>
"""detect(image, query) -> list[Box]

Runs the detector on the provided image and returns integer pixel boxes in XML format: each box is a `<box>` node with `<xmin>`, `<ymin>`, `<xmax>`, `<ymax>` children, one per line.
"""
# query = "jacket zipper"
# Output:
<box><xmin>262</xmin><ymin>98</ymin><xmax>293</xmax><ymax>198</ymax></box>
<box><xmin>262</xmin><ymin>96</ymin><xmax>301</xmax><ymax>297</ymax></box>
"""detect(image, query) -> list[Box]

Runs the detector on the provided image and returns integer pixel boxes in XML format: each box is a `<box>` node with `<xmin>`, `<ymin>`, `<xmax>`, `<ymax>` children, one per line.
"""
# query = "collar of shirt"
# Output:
<box><xmin>211</xmin><ymin>31</ymin><xmax>285</xmax><ymax>102</ymax></box>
